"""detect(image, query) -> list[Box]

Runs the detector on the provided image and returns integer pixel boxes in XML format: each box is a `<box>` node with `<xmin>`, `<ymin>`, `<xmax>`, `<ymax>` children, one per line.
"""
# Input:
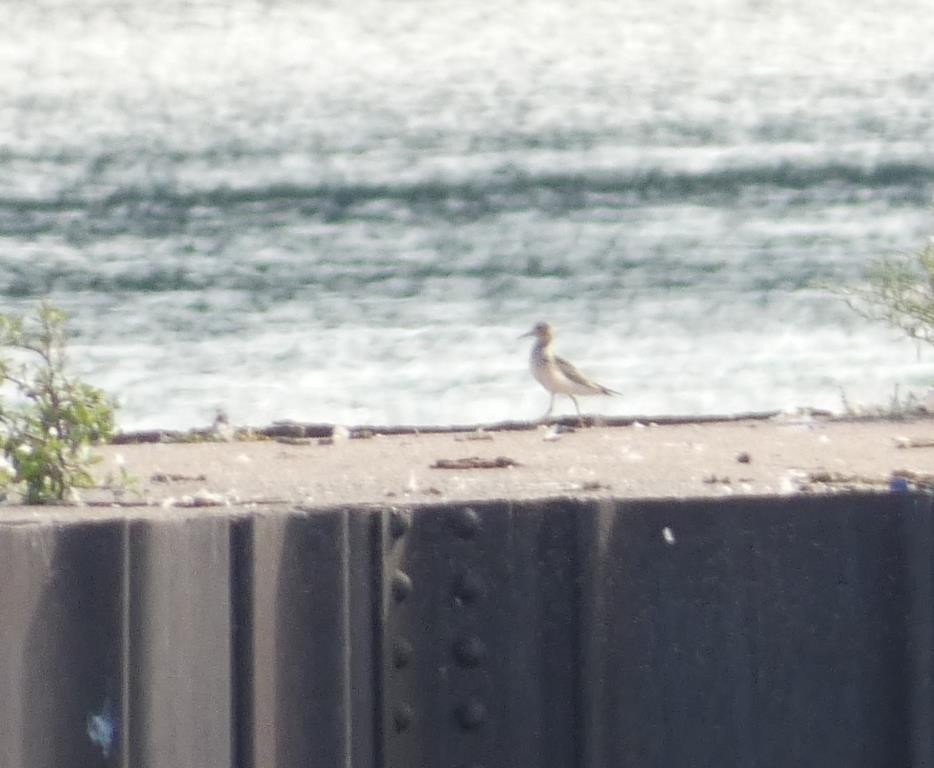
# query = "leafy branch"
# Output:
<box><xmin>0</xmin><ymin>302</ymin><xmax>116</xmax><ymax>504</ymax></box>
<box><xmin>833</xmin><ymin>240</ymin><xmax>934</xmax><ymax>345</ymax></box>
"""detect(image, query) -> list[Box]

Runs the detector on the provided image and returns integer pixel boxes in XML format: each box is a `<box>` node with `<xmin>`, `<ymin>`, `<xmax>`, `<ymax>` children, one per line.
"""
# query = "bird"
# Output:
<box><xmin>520</xmin><ymin>321</ymin><xmax>618</xmax><ymax>424</ymax></box>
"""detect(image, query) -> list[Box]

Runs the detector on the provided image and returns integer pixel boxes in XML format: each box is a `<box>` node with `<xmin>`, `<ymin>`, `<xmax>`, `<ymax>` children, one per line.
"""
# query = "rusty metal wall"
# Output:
<box><xmin>0</xmin><ymin>493</ymin><xmax>931</xmax><ymax>767</ymax></box>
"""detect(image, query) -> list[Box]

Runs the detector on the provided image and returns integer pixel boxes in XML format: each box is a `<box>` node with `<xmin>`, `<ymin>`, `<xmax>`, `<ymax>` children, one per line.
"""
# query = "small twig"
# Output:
<box><xmin>895</xmin><ymin>437</ymin><xmax>934</xmax><ymax>449</ymax></box>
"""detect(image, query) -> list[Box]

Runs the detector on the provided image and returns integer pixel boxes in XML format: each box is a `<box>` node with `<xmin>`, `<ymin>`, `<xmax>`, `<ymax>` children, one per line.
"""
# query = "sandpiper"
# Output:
<box><xmin>520</xmin><ymin>321</ymin><xmax>618</xmax><ymax>423</ymax></box>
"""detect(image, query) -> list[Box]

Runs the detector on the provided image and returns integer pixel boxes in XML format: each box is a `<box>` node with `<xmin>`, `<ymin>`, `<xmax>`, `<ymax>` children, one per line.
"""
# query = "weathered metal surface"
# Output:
<box><xmin>0</xmin><ymin>492</ymin><xmax>932</xmax><ymax>767</ymax></box>
<box><xmin>578</xmin><ymin>494</ymin><xmax>916</xmax><ymax>768</ymax></box>
<box><xmin>0</xmin><ymin>520</ymin><xmax>127</xmax><ymax>768</ymax></box>
<box><xmin>236</xmin><ymin>508</ymin><xmax>379</xmax><ymax>768</ymax></box>
<box><xmin>126</xmin><ymin>516</ymin><xmax>233</xmax><ymax>768</ymax></box>
<box><xmin>380</xmin><ymin>502</ymin><xmax>517</xmax><ymax>768</ymax></box>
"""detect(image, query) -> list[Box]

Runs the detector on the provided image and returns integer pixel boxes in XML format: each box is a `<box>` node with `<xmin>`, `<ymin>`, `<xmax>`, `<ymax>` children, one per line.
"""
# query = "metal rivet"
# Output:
<box><xmin>456</xmin><ymin>696</ymin><xmax>486</xmax><ymax>730</ymax></box>
<box><xmin>393</xmin><ymin>704</ymin><xmax>413</xmax><ymax>733</ymax></box>
<box><xmin>392</xmin><ymin>638</ymin><xmax>413</xmax><ymax>669</ymax></box>
<box><xmin>451</xmin><ymin>569</ymin><xmax>484</xmax><ymax>604</ymax></box>
<box><xmin>391</xmin><ymin>571</ymin><xmax>412</xmax><ymax>602</ymax></box>
<box><xmin>453</xmin><ymin>635</ymin><xmax>486</xmax><ymax>668</ymax></box>
<box><xmin>390</xmin><ymin>509</ymin><xmax>411</xmax><ymax>538</ymax></box>
<box><xmin>451</xmin><ymin>507</ymin><xmax>481</xmax><ymax>539</ymax></box>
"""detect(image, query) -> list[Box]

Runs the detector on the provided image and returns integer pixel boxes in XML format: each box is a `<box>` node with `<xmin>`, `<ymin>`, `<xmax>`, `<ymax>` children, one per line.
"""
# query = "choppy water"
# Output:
<box><xmin>2</xmin><ymin>0</ymin><xmax>933</xmax><ymax>429</ymax></box>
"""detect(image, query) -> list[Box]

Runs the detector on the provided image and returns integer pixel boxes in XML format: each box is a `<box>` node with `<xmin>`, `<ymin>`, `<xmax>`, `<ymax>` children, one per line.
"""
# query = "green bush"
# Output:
<box><xmin>0</xmin><ymin>302</ymin><xmax>116</xmax><ymax>504</ymax></box>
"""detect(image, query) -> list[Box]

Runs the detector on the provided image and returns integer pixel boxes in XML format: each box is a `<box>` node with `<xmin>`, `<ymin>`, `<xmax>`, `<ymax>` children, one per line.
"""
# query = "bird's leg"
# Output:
<box><xmin>570</xmin><ymin>395</ymin><xmax>584</xmax><ymax>427</ymax></box>
<box><xmin>541</xmin><ymin>393</ymin><xmax>555</xmax><ymax>422</ymax></box>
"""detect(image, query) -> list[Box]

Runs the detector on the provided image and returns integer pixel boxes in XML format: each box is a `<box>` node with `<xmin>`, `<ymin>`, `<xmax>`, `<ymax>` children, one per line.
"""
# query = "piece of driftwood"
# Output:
<box><xmin>430</xmin><ymin>456</ymin><xmax>520</xmax><ymax>470</ymax></box>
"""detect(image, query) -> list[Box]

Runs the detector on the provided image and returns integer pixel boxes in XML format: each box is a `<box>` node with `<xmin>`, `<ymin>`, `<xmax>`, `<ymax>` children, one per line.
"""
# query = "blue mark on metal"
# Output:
<box><xmin>86</xmin><ymin>696</ymin><xmax>117</xmax><ymax>759</ymax></box>
<box><xmin>889</xmin><ymin>476</ymin><xmax>910</xmax><ymax>494</ymax></box>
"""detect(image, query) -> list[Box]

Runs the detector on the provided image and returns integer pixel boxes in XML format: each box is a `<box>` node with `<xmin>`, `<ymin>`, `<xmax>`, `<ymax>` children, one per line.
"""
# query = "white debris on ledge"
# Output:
<box><xmin>161</xmin><ymin>489</ymin><xmax>233</xmax><ymax>508</ymax></box>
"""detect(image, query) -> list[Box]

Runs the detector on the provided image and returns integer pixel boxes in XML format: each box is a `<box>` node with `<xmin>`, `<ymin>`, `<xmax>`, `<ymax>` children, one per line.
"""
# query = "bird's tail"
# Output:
<box><xmin>600</xmin><ymin>385</ymin><xmax>620</xmax><ymax>396</ymax></box>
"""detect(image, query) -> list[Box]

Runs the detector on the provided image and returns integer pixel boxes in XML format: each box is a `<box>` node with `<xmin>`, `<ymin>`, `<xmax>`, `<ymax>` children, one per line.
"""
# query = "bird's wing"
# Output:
<box><xmin>555</xmin><ymin>355</ymin><xmax>618</xmax><ymax>395</ymax></box>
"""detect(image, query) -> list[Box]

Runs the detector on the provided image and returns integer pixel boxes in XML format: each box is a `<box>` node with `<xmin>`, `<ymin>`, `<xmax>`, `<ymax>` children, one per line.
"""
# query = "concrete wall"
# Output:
<box><xmin>1</xmin><ymin>492</ymin><xmax>931</xmax><ymax>767</ymax></box>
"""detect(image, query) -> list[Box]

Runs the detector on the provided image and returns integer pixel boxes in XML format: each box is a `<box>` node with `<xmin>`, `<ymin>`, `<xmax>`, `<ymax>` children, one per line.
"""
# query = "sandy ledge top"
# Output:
<box><xmin>3</xmin><ymin>411</ymin><xmax>934</xmax><ymax>523</ymax></box>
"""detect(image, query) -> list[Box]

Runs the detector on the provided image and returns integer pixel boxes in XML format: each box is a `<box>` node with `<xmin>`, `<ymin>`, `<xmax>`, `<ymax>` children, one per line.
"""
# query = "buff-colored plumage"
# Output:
<box><xmin>520</xmin><ymin>322</ymin><xmax>618</xmax><ymax>423</ymax></box>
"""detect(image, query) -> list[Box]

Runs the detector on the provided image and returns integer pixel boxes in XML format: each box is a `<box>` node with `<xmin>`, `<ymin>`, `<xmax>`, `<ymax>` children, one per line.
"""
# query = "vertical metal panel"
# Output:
<box><xmin>904</xmin><ymin>494</ymin><xmax>934</xmax><ymax>767</ymax></box>
<box><xmin>346</xmin><ymin>508</ymin><xmax>382</xmax><ymax>768</ymax></box>
<box><xmin>380</xmin><ymin>502</ymin><xmax>517</xmax><ymax>768</ymax></box>
<box><xmin>577</xmin><ymin>499</ymin><xmax>616</xmax><ymax>768</ymax></box>
<box><xmin>0</xmin><ymin>520</ymin><xmax>127</xmax><ymax>768</ymax></box>
<box><xmin>379</xmin><ymin>500</ymin><xmax>584</xmax><ymax>768</ymax></box>
<box><xmin>127</xmin><ymin>516</ymin><xmax>233</xmax><ymax>768</ymax></box>
<box><xmin>506</xmin><ymin>499</ymin><xmax>582</xmax><ymax>768</ymax></box>
<box><xmin>580</xmin><ymin>493</ymin><xmax>913</xmax><ymax>768</ymax></box>
<box><xmin>240</xmin><ymin>507</ymin><xmax>378</xmax><ymax>768</ymax></box>
<box><xmin>230</xmin><ymin>515</ymin><xmax>256</xmax><ymax>768</ymax></box>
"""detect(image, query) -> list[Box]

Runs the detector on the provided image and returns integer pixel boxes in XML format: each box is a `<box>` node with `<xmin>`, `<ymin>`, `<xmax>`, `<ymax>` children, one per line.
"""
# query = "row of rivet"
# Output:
<box><xmin>387</xmin><ymin>507</ymin><xmax>489</xmax><ymax>749</ymax></box>
<box><xmin>388</xmin><ymin>509</ymin><xmax>414</xmax><ymax>736</ymax></box>
<box><xmin>451</xmin><ymin>507</ymin><xmax>487</xmax><ymax>742</ymax></box>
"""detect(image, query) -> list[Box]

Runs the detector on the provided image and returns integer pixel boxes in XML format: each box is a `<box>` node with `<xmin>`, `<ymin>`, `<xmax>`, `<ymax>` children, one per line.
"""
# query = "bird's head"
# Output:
<box><xmin>520</xmin><ymin>321</ymin><xmax>553</xmax><ymax>343</ymax></box>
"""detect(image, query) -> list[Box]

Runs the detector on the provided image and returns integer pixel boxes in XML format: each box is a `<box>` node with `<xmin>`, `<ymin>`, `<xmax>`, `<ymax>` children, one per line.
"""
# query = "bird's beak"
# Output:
<box><xmin>519</xmin><ymin>329</ymin><xmax>534</xmax><ymax>339</ymax></box>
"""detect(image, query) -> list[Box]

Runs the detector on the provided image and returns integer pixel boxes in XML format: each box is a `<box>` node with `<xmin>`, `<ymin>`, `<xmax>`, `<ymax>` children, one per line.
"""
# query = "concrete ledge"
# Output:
<box><xmin>5</xmin><ymin>414</ymin><xmax>934</xmax><ymax>516</ymax></box>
